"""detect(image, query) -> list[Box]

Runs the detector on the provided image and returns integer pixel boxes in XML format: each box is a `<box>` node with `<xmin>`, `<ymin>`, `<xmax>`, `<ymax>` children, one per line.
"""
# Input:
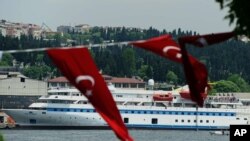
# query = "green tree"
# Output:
<box><xmin>227</xmin><ymin>74</ymin><xmax>250</xmax><ymax>92</ymax></box>
<box><xmin>0</xmin><ymin>133</ymin><xmax>4</xmax><ymax>141</ymax></box>
<box><xmin>216</xmin><ymin>0</ymin><xmax>250</xmax><ymax>37</ymax></box>
<box><xmin>213</xmin><ymin>80</ymin><xmax>240</xmax><ymax>92</ymax></box>
<box><xmin>166</xmin><ymin>71</ymin><xmax>178</xmax><ymax>84</ymax></box>
<box><xmin>138</xmin><ymin>65</ymin><xmax>149</xmax><ymax>80</ymax></box>
<box><xmin>122</xmin><ymin>48</ymin><xmax>136</xmax><ymax>77</ymax></box>
<box><xmin>0</xmin><ymin>53</ymin><xmax>14</xmax><ymax>66</ymax></box>
<box><xmin>22</xmin><ymin>65</ymin><xmax>51</xmax><ymax>80</ymax></box>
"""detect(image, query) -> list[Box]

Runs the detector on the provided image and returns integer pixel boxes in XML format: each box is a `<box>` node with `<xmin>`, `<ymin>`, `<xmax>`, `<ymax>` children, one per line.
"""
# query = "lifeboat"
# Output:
<box><xmin>179</xmin><ymin>90</ymin><xmax>207</xmax><ymax>99</ymax></box>
<box><xmin>153</xmin><ymin>93</ymin><xmax>173</xmax><ymax>101</ymax></box>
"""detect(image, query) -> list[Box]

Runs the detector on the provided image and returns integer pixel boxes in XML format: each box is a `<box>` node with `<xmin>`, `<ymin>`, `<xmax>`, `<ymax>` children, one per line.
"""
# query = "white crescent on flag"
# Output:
<box><xmin>75</xmin><ymin>75</ymin><xmax>95</xmax><ymax>86</ymax></box>
<box><xmin>162</xmin><ymin>46</ymin><xmax>182</xmax><ymax>59</ymax></box>
<box><xmin>75</xmin><ymin>75</ymin><xmax>95</xmax><ymax>97</ymax></box>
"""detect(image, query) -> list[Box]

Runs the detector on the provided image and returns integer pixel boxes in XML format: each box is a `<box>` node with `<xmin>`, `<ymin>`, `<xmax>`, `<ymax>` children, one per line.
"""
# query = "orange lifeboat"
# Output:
<box><xmin>179</xmin><ymin>90</ymin><xmax>207</xmax><ymax>99</ymax></box>
<box><xmin>153</xmin><ymin>93</ymin><xmax>173</xmax><ymax>101</ymax></box>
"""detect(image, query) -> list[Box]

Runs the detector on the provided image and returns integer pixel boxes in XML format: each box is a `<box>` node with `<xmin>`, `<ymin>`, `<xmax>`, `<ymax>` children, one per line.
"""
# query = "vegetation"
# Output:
<box><xmin>216</xmin><ymin>0</ymin><xmax>250</xmax><ymax>37</ymax></box>
<box><xmin>0</xmin><ymin>133</ymin><xmax>4</xmax><ymax>141</ymax></box>
<box><xmin>0</xmin><ymin>26</ymin><xmax>250</xmax><ymax>92</ymax></box>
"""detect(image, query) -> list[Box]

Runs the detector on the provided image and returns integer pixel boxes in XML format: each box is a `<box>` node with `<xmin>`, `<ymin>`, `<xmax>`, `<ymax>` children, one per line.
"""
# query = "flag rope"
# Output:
<box><xmin>0</xmin><ymin>41</ymin><xmax>131</xmax><ymax>54</ymax></box>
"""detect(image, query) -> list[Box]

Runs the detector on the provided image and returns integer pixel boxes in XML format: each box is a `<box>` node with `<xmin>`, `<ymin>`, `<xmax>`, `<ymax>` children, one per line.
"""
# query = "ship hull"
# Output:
<box><xmin>3</xmin><ymin>106</ymin><xmax>249</xmax><ymax>130</ymax></box>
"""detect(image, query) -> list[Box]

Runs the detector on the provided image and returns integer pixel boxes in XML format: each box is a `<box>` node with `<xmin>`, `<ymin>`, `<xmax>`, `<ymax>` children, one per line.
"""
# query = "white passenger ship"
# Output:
<box><xmin>2</xmin><ymin>85</ymin><xmax>250</xmax><ymax>130</ymax></box>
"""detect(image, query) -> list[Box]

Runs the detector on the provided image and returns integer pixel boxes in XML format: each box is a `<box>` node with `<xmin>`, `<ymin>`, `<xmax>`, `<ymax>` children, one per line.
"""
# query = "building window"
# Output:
<box><xmin>115</xmin><ymin>83</ymin><xmax>121</xmax><ymax>88</ymax></box>
<box><xmin>138</xmin><ymin>84</ymin><xmax>145</xmax><ymax>88</ymax></box>
<box><xmin>51</xmin><ymin>83</ymin><xmax>57</xmax><ymax>87</ymax></box>
<box><xmin>20</xmin><ymin>78</ymin><xmax>25</xmax><ymax>82</ymax></box>
<box><xmin>124</xmin><ymin>118</ymin><xmax>129</xmax><ymax>123</ymax></box>
<box><xmin>152</xmin><ymin>118</ymin><xmax>158</xmax><ymax>124</ymax></box>
<box><xmin>30</xmin><ymin>119</ymin><xmax>36</xmax><ymax>124</ymax></box>
<box><xmin>60</xmin><ymin>83</ymin><xmax>66</xmax><ymax>87</ymax></box>
<box><xmin>130</xmin><ymin>83</ymin><xmax>137</xmax><ymax>88</ymax></box>
<box><xmin>123</xmin><ymin>83</ymin><xmax>129</xmax><ymax>88</ymax></box>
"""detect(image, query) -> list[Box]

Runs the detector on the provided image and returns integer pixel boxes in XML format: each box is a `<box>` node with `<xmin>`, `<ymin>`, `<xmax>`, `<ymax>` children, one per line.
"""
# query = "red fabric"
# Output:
<box><xmin>131</xmin><ymin>35</ymin><xmax>182</xmax><ymax>63</ymax></box>
<box><xmin>177</xmin><ymin>31</ymin><xmax>234</xmax><ymax>106</ymax></box>
<box><xmin>131</xmin><ymin>35</ymin><xmax>208</xmax><ymax>106</ymax></box>
<box><xmin>179</xmin><ymin>32</ymin><xmax>234</xmax><ymax>47</ymax></box>
<box><xmin>47</xmin><ymin>48</ymin><xmax>133</xmax><ymax>141</ymax></box>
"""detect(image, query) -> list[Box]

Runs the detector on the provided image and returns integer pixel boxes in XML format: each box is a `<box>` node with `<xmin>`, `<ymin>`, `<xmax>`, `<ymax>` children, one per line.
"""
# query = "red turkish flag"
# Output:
<box><xmin>179</xmin><ymin>32</ymin><xmax>234</xmax><ymax>47</ymax></box>
<box><xmin>131</xmin><ymin>35</ymin><xmax>182</xmax><ymax>63</ymax></box>
<box><xmin>47</xmin><ymin>47</ymin><xmax>133</xmax><ymax>141</ymax></box>
<box><xmin>131</xmin><ymin>35</ymin><xmax>208</xmax><ymax>106</ymax></box>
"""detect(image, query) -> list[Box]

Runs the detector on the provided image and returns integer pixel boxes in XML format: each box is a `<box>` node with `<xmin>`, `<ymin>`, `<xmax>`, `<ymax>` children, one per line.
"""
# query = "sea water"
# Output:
<box><xmin>0</xmin><ymin>129</ymin><xmax>229</xmax><ymax>141</ymax></box>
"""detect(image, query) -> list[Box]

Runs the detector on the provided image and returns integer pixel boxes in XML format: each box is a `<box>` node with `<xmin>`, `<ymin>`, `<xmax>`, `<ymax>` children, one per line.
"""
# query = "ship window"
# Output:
<box><xmin>200</xmin><ymin>113</ymin><xmax>203</xmax><ymax>115</ymax></box>
<box><xmin>42</xmin><ymin>112</ymin><xmax>46</xmax><ymax>114</ymax></box>
<box><xmin>20</xmin><ymin>78</ymin><xmax>25</xmax><ymax>82</ymax></box>
<box><xmin>188</xmin><ymin>120</ymin><xmax>190</xmax><ymax>123</ymax></box>
<box><xmin>86</xmin><ymin>110</ymin><xmax>89</xmax><ymax>112</ymax></box>
<box><xmin>244</xmin><ymin>118</ymin><xmax>247</xmax><ymax>120</ymax></box>
<box><xmin>74</xmin><ymin>109</ymin><xmax>77</xmax><ymax>112</ymax></box>
<box><xmin>206</xmin><ymin>120</ymin><xmax>209</xmax><ymax>123</ymax></box>
<box><xmin>212</xmin><ymin>113</ymin><xmax>215</xmax><ymax>116</ymax></box>
<box><xmin>124</xmin><ymin>118</ymin><xmax>129</xmax><ymax>123</ymax></box>
<box><xmin>206</xmin><ymin>113</ymin><xmax>209</xmax><ymax>115</ymax></box>
<box><xmin>181</xmin><ymin>119</ymin><xmax>184</xmax><ymax>123</ymax></box>
<box><xmin>152</xmin><ymin>118</ymin><xmax>158</xmax><ymax>124</ymax></box>
<box><xmin>169</xmin><ymin>112</ymin><xmax>172</xmax><ymax>115</ymax></box>
<box><xmin>93</xmin><ymin>110</ymin><xmax>96</xmax><ymax>112</ymax></box>
<box><xmin>150</xmin><ymin>111</ymin><xmax>153</xmax><ymax>114</ymax></box>
<box><xmin>219</xmin><ymin>113</ymin><xmax>221</xmax><ymax>116</ymax></box>
<box><xmin>54</xmin><ymin>109</ymin><xmax>57</xmax><ymax>111</ymax></box>
<box><xmin>131</xmin><ymin>111</ymin><xmax>134</xmax><ymax>114</ymax></box>
<box><xmin>60</xmin><ymin>109</ymin><xmax>64</xmax><ymax>112</ymax></box>
<box><xmin>67</xmin><ymin>109</ymin><xmax>70</xmax><ymax>112</ymax></box>
<box><xmin>200</xmin><ymin>120</ymin><xmax>203</xmax><ymax>123</ymax></box>
<box><xmin>194</xmin><ymin>120</ymin><xmax>196</xmax><ymax>123</ymax></box>
<box><xmin>30</xmin><ymin>119</ymin><xmax>36</xmax><ymax>124</ymax></box>
<box><xmin>187</xmin><ymin>113</ymin><xmax>190</xmax><ymax>115</ymax></box>
<box><xmin>231</xmin><ymin>113</ymin><xmax>234</xmax><ymax>116</ymax></box>
<box><xmin>181</xmin><ymin>112</ymin><xmax>184</xmax><ymax>115</ymax></box>
<box><xmin>175</xmin><ymin>119</ymin><xmax>178</xmax><ymax>123</ymax></box>
<box><xmin>236</xmin><ymin>118</ymin><xmax>240</xmax><ymax>120</ymax></box>
<box><xmin>194</xmin><ymin>113</ymin><xmax>197</xmax><ymax>115</ymax></box>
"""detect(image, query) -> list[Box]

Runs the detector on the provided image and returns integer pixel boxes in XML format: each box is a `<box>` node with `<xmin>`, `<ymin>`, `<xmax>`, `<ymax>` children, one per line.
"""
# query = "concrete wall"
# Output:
<box><xmin>0</xmin><ymin>77</ymin><xmax>47</xmax><ymax>96</ymax></box>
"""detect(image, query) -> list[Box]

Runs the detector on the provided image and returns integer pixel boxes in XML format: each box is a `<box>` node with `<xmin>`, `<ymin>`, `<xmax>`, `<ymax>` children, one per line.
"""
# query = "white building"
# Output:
<box><xmin>47</xmin><ymin>75</ymin><xmax>146</xmax><ymax>90</ymax></box>
<box><xmin>0</xmin><ymin>25</ymin><xmax>6</xmax><ymax>36</ymax></box>
<box><xmin>74</xmin><ymin>24</ymin><xmax>90</xmax><ymax>33</ymax></box>
<box><xmin>0</xmin><ymin>72</ymin><xmax>47</xmax><ymax>108</ymax></box>
<box><xmin>57</xmin><ymin>25</ymin><xmax>73</xmax><ymax>33</ymax></box>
